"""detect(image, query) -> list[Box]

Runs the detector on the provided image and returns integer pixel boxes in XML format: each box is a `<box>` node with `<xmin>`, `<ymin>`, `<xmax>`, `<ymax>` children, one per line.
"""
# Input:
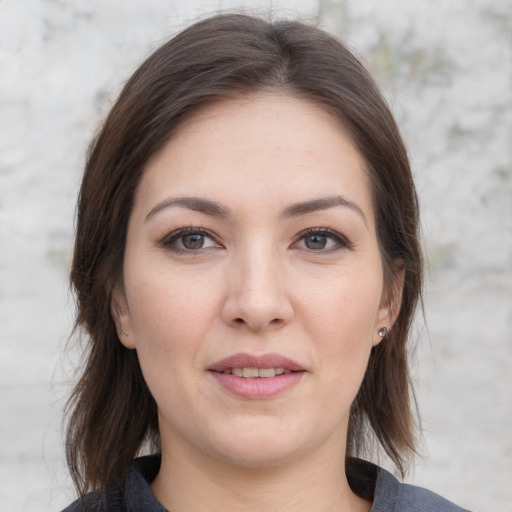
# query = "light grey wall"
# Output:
<box><xmin>0</xmin><ymin>1</ymin><xmax>510</xmax><ymax>511</ymax></box>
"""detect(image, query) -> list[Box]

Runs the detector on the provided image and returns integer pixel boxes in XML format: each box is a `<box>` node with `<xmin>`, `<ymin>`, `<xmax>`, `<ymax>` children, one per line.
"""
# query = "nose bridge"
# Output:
<box><xmin>223</xmin><ymin>236</ymin><xmax>293</xmax><ymax>330</ymax></box>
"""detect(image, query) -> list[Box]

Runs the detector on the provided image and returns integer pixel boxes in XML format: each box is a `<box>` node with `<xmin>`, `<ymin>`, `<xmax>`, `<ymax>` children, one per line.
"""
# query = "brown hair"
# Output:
<box><xmin>67</xmin><ymin>13</ymin><xmax>422</xmax><ymax>495</ymax></box>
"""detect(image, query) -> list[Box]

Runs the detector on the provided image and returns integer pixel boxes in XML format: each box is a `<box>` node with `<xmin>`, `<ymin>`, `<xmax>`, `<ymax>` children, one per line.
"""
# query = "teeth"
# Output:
<box><xmin>242</xmin><ymin>367</ymin><xmax>259</xmax><ymax>378</ymax></box>
<box><xmin>225</xmin><ymin>367</ymin><xmax>293</xmax><ymax>378</ymax></box>
<box><xmin>258</xmin><ymin>368</ymin><xmax>276</xmax><ymax>378</ymax></box>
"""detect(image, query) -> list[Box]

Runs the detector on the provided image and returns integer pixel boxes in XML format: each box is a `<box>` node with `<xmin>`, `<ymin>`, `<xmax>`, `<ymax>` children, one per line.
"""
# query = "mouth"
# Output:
<box><xmin>208</xmin><ymin>353</ymin><xmax>305</xmax><ymax>398</ymax></box>
<box><xmin>208</xmin><ymin>352</ymin><xmax>304</xmax><ymax>374</ymax></box>
<box><xmin>218</xmin><ymin>367</ymin><xmax>294</xmax><ymax>378</ymax></box>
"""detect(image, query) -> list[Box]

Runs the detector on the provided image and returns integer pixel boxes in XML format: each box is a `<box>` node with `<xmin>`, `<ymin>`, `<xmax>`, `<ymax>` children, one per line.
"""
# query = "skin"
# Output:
<box><xmin>113</xmin><ymin>93</ymin><xmax>400</xmax><ymax>512</ymax></box>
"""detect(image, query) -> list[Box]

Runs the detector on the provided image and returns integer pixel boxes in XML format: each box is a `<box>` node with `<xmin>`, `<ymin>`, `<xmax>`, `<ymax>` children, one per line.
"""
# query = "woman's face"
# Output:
<box><xmin>114</xmin><ymin>93</ymin><xmax>396</xmax><ymax>468</ymax></box>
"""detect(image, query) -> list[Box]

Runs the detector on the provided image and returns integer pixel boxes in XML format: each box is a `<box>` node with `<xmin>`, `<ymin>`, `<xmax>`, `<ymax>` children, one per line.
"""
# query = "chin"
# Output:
<box><xmin>203</xmin><ymin>420</ymin><xmax>318</xmax><ymax>468</ymax></box>
<box><xmin>216</xmin><ymin>439</ymin><xmax>303</xmax><ymax>468</ymax></box>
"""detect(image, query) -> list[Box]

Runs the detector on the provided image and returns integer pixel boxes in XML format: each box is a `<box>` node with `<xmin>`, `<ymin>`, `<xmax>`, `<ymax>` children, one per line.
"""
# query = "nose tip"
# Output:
<box><xmin>222</xmin><ymin>264</ymin><xmax>294</xmax><ymax>332</ymax></box>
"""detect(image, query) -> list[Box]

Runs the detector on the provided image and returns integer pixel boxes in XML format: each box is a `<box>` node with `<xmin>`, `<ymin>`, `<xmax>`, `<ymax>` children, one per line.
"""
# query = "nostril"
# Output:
<box><xmin>232</xmin><ymin>317</ymin><xmax>284</xmax><ymax>327</ymax></box>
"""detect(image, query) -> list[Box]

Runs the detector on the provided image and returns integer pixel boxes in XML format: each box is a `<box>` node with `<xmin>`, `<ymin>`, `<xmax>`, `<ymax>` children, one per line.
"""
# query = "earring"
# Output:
<box><xmin>378</xmin><ymin>327</ymin><xmax>388</xmax><ymax>338</ymax></box>
<box><xmin>120</xmin><ymin>329</ymin><xmax>128</xmax><ymax>338</ymax></box>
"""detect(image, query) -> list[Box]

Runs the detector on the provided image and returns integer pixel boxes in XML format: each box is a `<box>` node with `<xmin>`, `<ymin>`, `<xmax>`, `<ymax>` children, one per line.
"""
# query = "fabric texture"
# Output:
<box><xmin>61</xmin><ymin>455</ymin><xmax>471</xmax><ymax>512</ymax></box>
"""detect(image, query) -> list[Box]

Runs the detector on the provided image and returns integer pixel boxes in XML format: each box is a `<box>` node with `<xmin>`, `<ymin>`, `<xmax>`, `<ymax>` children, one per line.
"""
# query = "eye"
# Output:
<box><xmin>161</xmin><ymin>228</ymin><xmax>220</xmax><ymax>253</ymax></box>
<box><xmin>294</xmin><ymin>228</ymin><xmax>351</xmax><ymax>252</ymax></box>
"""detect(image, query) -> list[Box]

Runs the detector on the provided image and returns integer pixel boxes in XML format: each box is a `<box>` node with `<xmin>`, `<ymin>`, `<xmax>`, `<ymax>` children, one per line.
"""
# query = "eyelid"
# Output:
<box><xmin>292</xmin><ymin>227</ymin><xmax>352</xmax><ymax>251</ymax></box>
<box><xmin>159</xmin><ymin>227</ymin><xmax>221</xmax><ymax>253</ymax></box>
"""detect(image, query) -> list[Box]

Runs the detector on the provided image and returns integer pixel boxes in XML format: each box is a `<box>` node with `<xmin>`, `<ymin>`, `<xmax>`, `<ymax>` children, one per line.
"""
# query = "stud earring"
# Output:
<box><xmin>378</xmin><ymin>327</ymin><xmax>388</xmax><ymax>337</ymax></box>
<box><xmin>120</xmin><ymin>329</ymin><xmax>128</xmax><ymax>338</ymax></box>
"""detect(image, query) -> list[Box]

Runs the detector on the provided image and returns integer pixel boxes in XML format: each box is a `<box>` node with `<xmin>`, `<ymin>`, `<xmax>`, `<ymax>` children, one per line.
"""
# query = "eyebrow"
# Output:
<box><xmin>145</xmin><ymin>197</ymin><xmax>230</xmax><ymax>222</ymax></box>
<box><xmin>281</xmin><ymin>195</ymin><xmax>367</xmax><ymax>225</ymax></box>
<box><xmin>145</xmin><ymin>194</ymin><xmax>367</xmax><ymax>226</ymax></box>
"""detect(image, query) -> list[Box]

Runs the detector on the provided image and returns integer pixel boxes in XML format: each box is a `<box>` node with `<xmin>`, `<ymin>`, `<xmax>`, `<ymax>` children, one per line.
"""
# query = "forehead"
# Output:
<box><xmin>135</xmin><ymin>93</ymin><xmax>373</xmax><ymax>220</ymax></box>
<box><xmin>166</xmin><ymin>92</ymin><xmax>356</xmax><ymax>158</ymax></box>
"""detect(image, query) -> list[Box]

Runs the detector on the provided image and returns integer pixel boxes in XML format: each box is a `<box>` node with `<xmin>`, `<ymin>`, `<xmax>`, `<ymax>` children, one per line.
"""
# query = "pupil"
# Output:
<box><xmin>305</xmin><ymin>235</ymin><xmax>327</xmax><ymax>249</ymax></box>
<box><xmin>183</xmin><ymin>234</ymin><xmax>204</xmax><ymax>249</ymax></box>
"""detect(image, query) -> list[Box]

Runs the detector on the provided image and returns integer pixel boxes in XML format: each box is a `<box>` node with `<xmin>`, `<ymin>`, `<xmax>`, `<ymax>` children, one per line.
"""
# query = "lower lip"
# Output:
<box><xmin>209</xmin><ymin>371</ymin><xmax>304</xmax><ymax>399</ymax></box>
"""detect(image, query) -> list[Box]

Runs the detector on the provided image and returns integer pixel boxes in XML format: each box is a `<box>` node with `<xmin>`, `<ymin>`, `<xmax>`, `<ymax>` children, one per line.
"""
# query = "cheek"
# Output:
<box><xmin>296</xmin><ymin>266</ymin><xmax>383</xmax><ymax>363</ymax></box>
<box><xmin>124</xmin><ymin>272</ymin><xmax>214</xmax><ymax>411</ymax></box>
<box><xmin>123</xmin><ymin>259</ymin><xmax>234</xmax><ymax>414</ymax></box>
<box><xmin>127</xmin><ymin>260</ymin><xmax>222</xmax><ymax>337</ymax></box>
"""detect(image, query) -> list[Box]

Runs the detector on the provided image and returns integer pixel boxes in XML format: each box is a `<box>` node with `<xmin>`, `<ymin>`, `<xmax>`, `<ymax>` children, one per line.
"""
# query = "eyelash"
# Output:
<box><xmin>159</xmin><ymin>227</ymin><xmax>352</xmax><ymax>254</ymax></box>
<box><xmin>159</xmin><ymin>227</ymin><xmax>219</xmax><ymax>254</ymax></box>
<box><xmin>293</xmin><ymin>228</ymin><xmax>352</xmax><ymax>252</ymax></box>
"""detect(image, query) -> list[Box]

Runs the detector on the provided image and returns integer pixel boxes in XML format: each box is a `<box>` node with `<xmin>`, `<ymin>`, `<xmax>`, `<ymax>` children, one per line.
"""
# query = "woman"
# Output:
<box><xmin>63</xmin><ymin>13</ymin><xmax>470</xmax><ymax>512</ymax></box>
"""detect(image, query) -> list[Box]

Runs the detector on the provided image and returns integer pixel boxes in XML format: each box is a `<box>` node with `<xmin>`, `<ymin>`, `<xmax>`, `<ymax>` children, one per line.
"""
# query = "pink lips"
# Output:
<box><xmin>209</xmin><ymin>353</ymin><xmax>304</xmax><ymax>373</ymax></box>
<box><xmin>208</xmin><ymin>353</ymin><xmax>305</xmax><ymax>399</ymax></box>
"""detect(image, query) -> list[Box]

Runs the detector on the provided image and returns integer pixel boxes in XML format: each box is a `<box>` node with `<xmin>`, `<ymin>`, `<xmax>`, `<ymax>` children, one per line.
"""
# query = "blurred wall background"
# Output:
<box><xmin>0</xmin><ymin>1</ymin><xmax>510</xmax><ymax>510</ymax></box>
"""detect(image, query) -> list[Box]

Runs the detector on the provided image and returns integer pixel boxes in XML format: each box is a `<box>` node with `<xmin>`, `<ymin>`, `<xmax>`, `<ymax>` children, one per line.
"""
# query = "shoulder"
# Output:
<box><xmin>60</xmin><ymin>484</ymin><xmax>124</xmax><ymax>512</ymax></box>
<box><xmin>374</xmin><ymin>465</ymin><xmax>473</xmax><ymax>512</ymax></box>
<box><xmin>347</xmin><ymin>458</ymin><xmax>472</xmax><ymax>512</ymax></box>
<box><xmin>60</xmin><ymin>488</ymin><xmax>112</xmax><ymax>512</ymax></box>
<box><xmin>387</xmin><ymin>481</ymin><xmax>472</xmax><ymax>512</ymax></box>
<box><xmin>60</xmin><ymin>455</ymin><xmax>164</xmax><ymax>512</ymax></box>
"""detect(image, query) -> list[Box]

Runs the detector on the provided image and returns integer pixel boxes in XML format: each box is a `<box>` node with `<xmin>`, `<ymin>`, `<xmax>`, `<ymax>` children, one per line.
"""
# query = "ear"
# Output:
<box><xmin>373</xmin><ymin>264</ymin><xmax>405</xmax><ymax>346</ymax></box>
<box><xmin>111</xmin><ymin>283</ymin><xmax>135</xmax><ymax>349</ymax></box>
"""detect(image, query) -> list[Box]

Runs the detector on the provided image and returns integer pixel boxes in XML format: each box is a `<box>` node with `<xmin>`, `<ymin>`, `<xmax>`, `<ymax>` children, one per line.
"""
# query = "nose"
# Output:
<box><xmin>221</xmin><ymin>245</ymin><xmax>294</xmax><ymax>332</ymax></box>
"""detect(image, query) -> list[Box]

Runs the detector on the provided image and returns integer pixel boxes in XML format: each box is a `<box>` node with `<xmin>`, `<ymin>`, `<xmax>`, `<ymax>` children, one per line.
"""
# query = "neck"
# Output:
<box><xmin>151</xmin><ymin>435</ymin><xmax>371</xmax><ymax>512</ymax></box>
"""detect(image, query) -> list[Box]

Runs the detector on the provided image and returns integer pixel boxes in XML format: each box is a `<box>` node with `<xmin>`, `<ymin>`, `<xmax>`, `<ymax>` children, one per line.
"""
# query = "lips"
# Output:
<box><xmin>208</xmin><ymin>353</ymin><xmax>304</xmax><ymax>373</ymax></box>
<box><xmin>208</xmin><ymin>353</ymin><xmax>305</xmax><ymax>399</ymax></box>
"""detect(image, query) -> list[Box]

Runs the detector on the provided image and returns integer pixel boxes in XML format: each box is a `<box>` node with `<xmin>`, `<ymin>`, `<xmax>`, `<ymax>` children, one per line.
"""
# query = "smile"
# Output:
<box><xmin>221</xmin><ymin>367</ymin><xmax>293</xmax><ymax>378</ymax></box>
<box><xmin>208</xmin><ymin>353</ymin><xmax>305</xmax><ymax>398</ymax></box>
<box><xmin>209</xmin><ymin>352</ymin><xmax>304</xmax><ymax>373</ymax></box>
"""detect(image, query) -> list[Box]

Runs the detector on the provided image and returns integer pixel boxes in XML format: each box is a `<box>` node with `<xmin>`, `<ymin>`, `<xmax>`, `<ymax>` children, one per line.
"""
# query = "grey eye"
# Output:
<box><xmin>295</xmin><ymin>230</ymin><xmax>346</xmax><ymax>251</ymax></box>
<box><xmin>163</xmin><ymin>229</ymin><xmax>219</xmax><ymax>252</ymax></box>
<box><xmin>181</xmin><ymin>234</ymin><xmax>206</xmax><ymax>250</ymax></box>
<box><xmin>304</xmin><ymin>234</ymin><xmax>328</xmax><ymax>250</ymax></box>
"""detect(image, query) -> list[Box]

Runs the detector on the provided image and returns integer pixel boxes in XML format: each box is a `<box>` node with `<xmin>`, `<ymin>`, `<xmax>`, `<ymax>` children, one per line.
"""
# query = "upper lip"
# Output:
<box><xmin>208</xmin><ymin>353</ymin><xmax>304</xmax><ymax>372</ymax></box>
